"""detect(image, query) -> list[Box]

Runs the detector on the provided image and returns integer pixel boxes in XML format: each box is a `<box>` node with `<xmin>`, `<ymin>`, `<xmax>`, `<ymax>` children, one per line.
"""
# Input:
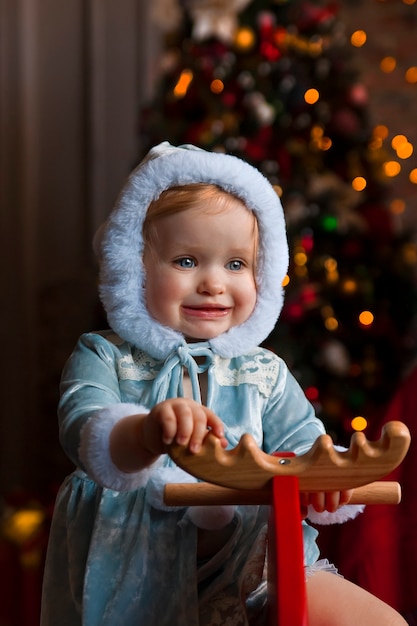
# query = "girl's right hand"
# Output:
<box><xmin>143</xmin><ymin>398</ymin><xmax>228</xmax><ymax>456</ymax></box>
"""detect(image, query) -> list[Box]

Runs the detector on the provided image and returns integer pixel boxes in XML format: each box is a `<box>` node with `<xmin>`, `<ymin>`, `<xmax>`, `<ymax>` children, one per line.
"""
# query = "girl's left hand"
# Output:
<box><xmin>300</xmin><ymin>489</ymin><xmax>353</xmax><ymax>516</ymax></box>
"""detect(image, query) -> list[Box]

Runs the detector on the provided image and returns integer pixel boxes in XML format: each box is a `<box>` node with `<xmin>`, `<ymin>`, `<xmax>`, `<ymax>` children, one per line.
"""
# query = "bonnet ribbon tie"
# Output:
<box><xmin>150</xmin><ymin>342</ymin><xmax>214</xmax><ymax>406</ymax></box>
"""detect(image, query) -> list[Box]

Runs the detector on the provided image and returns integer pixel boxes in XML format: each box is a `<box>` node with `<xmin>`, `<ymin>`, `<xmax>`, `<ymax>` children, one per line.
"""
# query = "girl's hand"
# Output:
<box><xmin>143</xmin><ymin>398</ymin><xmax>227</xmax><ymax>456</ymax></box>
<box><xmin>300</xmin><ymin>489</ymin><xmax>353</xmax><ymax>517</ymax></box>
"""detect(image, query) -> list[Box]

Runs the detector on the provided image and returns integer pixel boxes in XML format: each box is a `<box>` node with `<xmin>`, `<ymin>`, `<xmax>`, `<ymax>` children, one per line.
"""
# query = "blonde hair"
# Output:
<box><xmin>143</xmin><ymin>183</ymin><xmax>258</xmax><ymax>253</ymax></box>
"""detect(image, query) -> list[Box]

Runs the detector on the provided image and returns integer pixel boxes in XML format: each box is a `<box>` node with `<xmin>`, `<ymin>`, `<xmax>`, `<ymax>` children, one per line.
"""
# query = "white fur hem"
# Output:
<box><xmin>79</xmin><ymin>402</ymin><xmax>163</xmax><ymax>491</ymax></box>
<box><xmin>306</xmin><ymin>503</ymin><xmax>365</xmax><ymax>525</ymax></box>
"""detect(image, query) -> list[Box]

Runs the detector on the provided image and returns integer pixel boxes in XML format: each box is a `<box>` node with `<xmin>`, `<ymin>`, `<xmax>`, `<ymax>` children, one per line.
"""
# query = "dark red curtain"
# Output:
<box><xmin>317</xmin><ymin>366</ymin><xmax>417</xmax><ymax>617</ymax></box>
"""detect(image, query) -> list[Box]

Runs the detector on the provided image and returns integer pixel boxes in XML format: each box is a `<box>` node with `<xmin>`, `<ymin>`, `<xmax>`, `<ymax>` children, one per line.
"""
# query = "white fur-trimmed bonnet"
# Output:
<box><xmin>97</xmin><ymin>142</ymin><xmax>289</xmax><ymax>359</ymax></box>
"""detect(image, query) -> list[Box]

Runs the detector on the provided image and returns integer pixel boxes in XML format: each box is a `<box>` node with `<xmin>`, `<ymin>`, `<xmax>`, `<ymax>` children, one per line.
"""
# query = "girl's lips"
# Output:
<box><xmin>182</xmin><ymin>305</ymin><xmax>230</xmax><ymax>318</ymax></box>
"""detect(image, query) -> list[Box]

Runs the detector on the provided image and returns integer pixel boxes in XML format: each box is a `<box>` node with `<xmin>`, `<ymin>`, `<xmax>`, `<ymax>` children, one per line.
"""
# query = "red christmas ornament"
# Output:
<box><xmin>348</xmin><ymin>83</ymin><xmax>369</xmax><ymax>107</ymax></box>
<box><xmin>296</xmin><ymin>1</ymin><xmax>339</xmax><ymax>32</ymax></box>
<box><xmin>301</xmin><ymin>233</ymin><xmax>314</xmax><ymax>253</ymax></box>
<box><xmin>260</xmin><ymin>40</ymin><xmax>281</xmax><ymax>61</ymax></box>
<box><xmin>301</xmin><ymin>285</ymin><xmax>318</xmax><ymax>307</ymax></box>
<box><xmin>222</xmin><ymin>91</ymin><xmax>237</xmax><ymax>107</ymax></box>
<box><xmin>258</xmin><ymin>11</ymin><xmax>276</xmax><ymax>39</ymax></box>
<box><xmin>331</xmin><ymin>108</ymin><xmax>360</xmax><ymax>136</ymax></box>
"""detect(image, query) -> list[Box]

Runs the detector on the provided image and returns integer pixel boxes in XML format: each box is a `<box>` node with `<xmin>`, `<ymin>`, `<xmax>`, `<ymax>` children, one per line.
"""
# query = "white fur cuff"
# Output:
<box><xmin>79</xmin><ymin>402</ymin><xmax>163</xmax><ymax>491</ymax></box>
<box><xmin>186</xmin><ymin>505</ymin><xmax>236</xmax><ymax>530</ymax></box>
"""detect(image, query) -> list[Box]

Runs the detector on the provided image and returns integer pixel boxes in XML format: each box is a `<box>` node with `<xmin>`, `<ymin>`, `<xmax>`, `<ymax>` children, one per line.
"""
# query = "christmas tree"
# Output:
<box><xmin>141</xmin><ymin>0</ymin><xmax>417</xmax><ymax>443</ymax></box>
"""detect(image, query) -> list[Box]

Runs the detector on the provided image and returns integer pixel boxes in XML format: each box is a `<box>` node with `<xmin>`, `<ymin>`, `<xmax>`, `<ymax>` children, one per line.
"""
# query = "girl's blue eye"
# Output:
<box><xmin>227</xmin><ymin>260</ymin><xmax>243</xmax><ymax>271</ymax></box>
<box><xmin>176</xmin><ymin>257</ymin><xmax>195</xmax><ymax>268</ymax></box>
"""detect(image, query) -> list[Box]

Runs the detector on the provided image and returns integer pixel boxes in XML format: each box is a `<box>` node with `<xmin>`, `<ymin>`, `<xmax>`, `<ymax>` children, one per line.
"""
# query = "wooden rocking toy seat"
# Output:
<box><xmin>164</xmin><ymin>420</ymin><xmax>411</xmax><ymax>626</ymax></box>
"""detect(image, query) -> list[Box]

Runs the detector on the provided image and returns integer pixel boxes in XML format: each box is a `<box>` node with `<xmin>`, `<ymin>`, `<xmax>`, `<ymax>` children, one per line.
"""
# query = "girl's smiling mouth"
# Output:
<box><xmin>182</xmin><ymin>305</ymin><xmax>231</xmax><ymax>318</ymax></box>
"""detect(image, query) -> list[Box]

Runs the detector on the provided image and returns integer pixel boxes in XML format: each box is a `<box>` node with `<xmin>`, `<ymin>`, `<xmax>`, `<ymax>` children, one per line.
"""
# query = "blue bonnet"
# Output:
<box><xmin>97</xmin><ymin>142</ymin><xmax>289</xmax><ymax>360</ymax></box>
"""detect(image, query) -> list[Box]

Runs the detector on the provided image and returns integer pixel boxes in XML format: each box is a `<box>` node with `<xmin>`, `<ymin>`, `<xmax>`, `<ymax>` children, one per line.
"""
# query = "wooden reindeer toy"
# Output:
<box><xmin>165</xmin><ymin>420</ymin><xmax>411</xmax><ymax>626</ymax></box>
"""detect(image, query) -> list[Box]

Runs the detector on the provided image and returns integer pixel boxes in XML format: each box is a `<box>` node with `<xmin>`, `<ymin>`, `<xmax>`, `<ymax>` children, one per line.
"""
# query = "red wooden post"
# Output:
<box><xmin>268</xmin><ymin>455</ymin><xmax>308</xmax><ymax>626</ymax></box>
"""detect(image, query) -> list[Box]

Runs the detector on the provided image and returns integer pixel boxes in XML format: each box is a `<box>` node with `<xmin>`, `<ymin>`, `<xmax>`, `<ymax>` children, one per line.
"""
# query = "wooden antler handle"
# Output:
<box><xmin>167</xmin><ymin>421</ymin><xmax>410</xmax><ymax>492</ymax></box>
<box><xmin>164</xmin><ymin>480</ymin><xmax>401</xmax><ymax>507</ymax></box>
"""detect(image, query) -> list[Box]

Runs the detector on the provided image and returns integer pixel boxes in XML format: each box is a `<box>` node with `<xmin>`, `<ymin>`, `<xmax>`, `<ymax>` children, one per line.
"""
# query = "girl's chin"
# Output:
<box><xmin>183</xmin><ymin>328</ymin><xmax>227</xmax><ymax>342</ymax></box>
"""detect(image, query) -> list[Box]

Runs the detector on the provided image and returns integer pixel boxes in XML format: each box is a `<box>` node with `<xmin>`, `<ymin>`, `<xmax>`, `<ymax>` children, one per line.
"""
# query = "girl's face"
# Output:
<box><xmin>143</xmin><ymin>198</ymin><xmax>257</xmax><ymax>341</ymax></box>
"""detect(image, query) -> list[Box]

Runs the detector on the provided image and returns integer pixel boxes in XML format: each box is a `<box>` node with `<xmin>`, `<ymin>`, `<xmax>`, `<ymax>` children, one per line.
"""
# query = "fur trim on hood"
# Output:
<box><xmin>96</xmin><ymin>142</ymin><xmax>289</xmax><ymax>359</ymax></box>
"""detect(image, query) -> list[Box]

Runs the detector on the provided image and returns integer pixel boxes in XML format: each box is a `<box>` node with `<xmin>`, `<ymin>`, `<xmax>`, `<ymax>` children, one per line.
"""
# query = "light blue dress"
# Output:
<box><xmin>41</xmin><ymin>330</ymin><xmax>326</xmax><ymax>625</ymax></box>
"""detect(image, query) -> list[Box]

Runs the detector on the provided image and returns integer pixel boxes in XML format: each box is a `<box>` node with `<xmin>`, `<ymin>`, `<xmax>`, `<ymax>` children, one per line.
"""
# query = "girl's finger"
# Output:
<box><xmin>339</xmin><ymin>489</ymin><xmax>353</xmax><ymax>506</ymax></box>
<box><xmin>205</xmin><ymin>409</ymin><xmax>225</xmax><ymax>440</ymax></box>
<box><xmin>188</xmin><ymin>406</ymin><xmax>212</xmax><ymax>453</ymax></box>
<box><xmin>172</xmin><ymin>401</ymin><xmax>196</xmax><ymax>446</ymax></box>
<box><xmin>310</xmin><ymin>492</ymin><xmax>326</xmax><ymax>513</ymax></box>
<box><xmin>324</xmin><ymin>491</ymin><xmax>341</xmax><ymax>513</ymax></box>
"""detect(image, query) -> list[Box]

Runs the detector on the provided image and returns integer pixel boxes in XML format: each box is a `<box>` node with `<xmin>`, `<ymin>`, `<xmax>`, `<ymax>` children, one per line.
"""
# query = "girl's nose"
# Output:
<box><xmin>197</xmin><ymin>270</ymin><xmax>225</xmax><ymax>295</ymax></box>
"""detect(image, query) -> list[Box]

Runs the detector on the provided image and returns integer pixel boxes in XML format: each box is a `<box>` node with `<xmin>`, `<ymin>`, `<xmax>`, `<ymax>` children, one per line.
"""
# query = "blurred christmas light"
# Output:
<box><xmin>3</xmin><ymin>508</ymin><xmax>45</xmax><ymax>544</ymax></box>
<box><xmin>369</xmin><ymin>136</ymin><xmax>383</xmax><ymax>150</ymax></box>
<box><xmin>319</xmin><ymin>137</ymin><xmax>332</xmax><ymax>151</ymax></box>
<box><xmin>294</xmin><ymin>251</ymin><xmax>308</xmax><ymax>266</ymax></box>
<box><xmin>409</xmin><ymin>168</ymin><xmax>417</xmax><ymax>184</ymax></box>
<box><xmin>311</xmin><ymin>125</ymin><xmax>323</xmax><ymax>140</ymax></box>
<box><xmin>235</xmin><ymin>26</ymin><xmax>256</xmax><ymax>50</ymax></box>
<box><xmin>308</xmin><ymin>39</ymin><xmax>323</xmax><ymax>56</ymax></box>
<box><xmin>321</xmin><ymin>305</ymin><xmax>334</xmax><ymax>318</ymax></box>
<box><xmin>351</xmin><ymin>416</ymin><xmax>368</xmax><ymax>431</ymax></box>
<box><xmin>405</xmin><ymin>66</ymin><xmax>417</xmax><ymax>83</ymax></box>
<box><xmin>210</xmin><ymin>79</ymin><xmax>224</xmax><ymax>94</ymax></box>
<box><xmin>402</xmin><ymin>243</ymin><xmax>417</xmax><ymax>264</ymax></box>
<box><xmin>282</xmin><ymin>274</ymin><xmax>290</xmax><ymax>287</ymax></box>
<box><xmin>392</xmin><ymin>134</ymin><xmax>408</xmax><ymax>150</ymax></box>
<box><xmin>323</xmin><ymin>258</ymin><xmax>339</xmax><ymax>283</ymax></box>
<box><xmin>383</xmin><ymin>160</ymin><xmax>401</xmax><ymax>177</ymax></box>
<box><xmin>326</xmin><ymin>272</ymin><xmax>339</xmax><ymax>284</ymax></box>
<box><xmin>287</xmin><ymin>302</ymin><xmax>304</xmax><ymax>319</ymax></box>
<box><xmin>294</xmin><ymin>265</ymin><xmax>308</xmax><ymax>277</ymax></box>
<box><xmin>350</xmin><ymin>30</ymin><xmax>367</xmax><ymax>47</ymax></box>
<box><xmin>304</xmin><ymin>88</ymin><xmax>319</xmax><ymax>104</ymax></box>
<box><xmin>305</xmin><ymin>386</ymin><xmax>319</xmax><ymax>401</ymax></box>
<box><xmin>173</xmin><ymin>69</ymin><xmax>193</xmax><ymax>98</ymax></box>
<box><xmin>260</xmin><ymin>40</ymin><xmax>280</xmax><ymax>61</ymax></box>
<box><xmin>301</xmin><ymin>232</ymin><xmax>314</xmax><ymax>252</ymax></box>
<box><xmin>342</xmin><ymin>279</ymin><xmax>357</xmax><ymax>294</ymax></box>
<box><xmin>324</xmin><ymin>257</ymin><xmax>337</xmax><ymax>272</ymax></box>
<box><xmin>322</xmin><ymin>215</ymin><xmax>338</xmax><ymax>231</ymax></box>
<box><xmin>311</xmin><ymin>125</ymin><xmax>333</xmax><ymax>151</ymax></box>
<box><xmin>352</xmin><ymin>176</ymin><xmax>367</xmax><ymax>191</ymax></box>
<box><xmin>380</xmin><ymin>56</ymin><xmax>397</xmax><ymax>73</ymax></box>
<box><xmin>273</xmin><ymin>26</ymin><xmax>287</xmax><ymax>48</ymax></box>
<box><xmin>302</xmin><ymin>285</ymin><xmax>318</xmax><ymax>306</ymax></box>
<box><xmin>389</xmin><ymin>198</ymin><xmax>406</xmax><ymax>215</ymax></box>
<box><xmin>373</xmin><ymin>124</ymin><xmax>389</xmax><ymax>140</ymax></box>
<box><xmin>359</xmin><ymin>310</ymin><xmax>374</xmax><ymax>326</ymax></box>
<box><xmin>396</xmin><ymin>142</ymin><xmax>414</xmax><ymax>159</ymax></box>
<box><xmin>391</xmin><ymin>135</ymin><xmax>414</xmax><ymax>162</ymax></box>
<box><xmin>324</xmin><ymin>316</ymin><xmax>339</xmax><ymax>331</ymax></box>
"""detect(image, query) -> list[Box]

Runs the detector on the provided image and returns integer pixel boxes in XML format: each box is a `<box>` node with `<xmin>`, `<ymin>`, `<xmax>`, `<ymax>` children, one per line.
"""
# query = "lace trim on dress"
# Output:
<box><xmin>213</xmin><ymin>351</ymin><xmax>280</xmax><ymax>398</ymax></box>
<box><xmin>116</xmin><ymin>347</ymin><xmax>281</xmax><ymax>399</ymax></box>
<box><xmin>117</xmin><ymin>349</ymin><xmax>160</xmax><ymax>381</ymax></box>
